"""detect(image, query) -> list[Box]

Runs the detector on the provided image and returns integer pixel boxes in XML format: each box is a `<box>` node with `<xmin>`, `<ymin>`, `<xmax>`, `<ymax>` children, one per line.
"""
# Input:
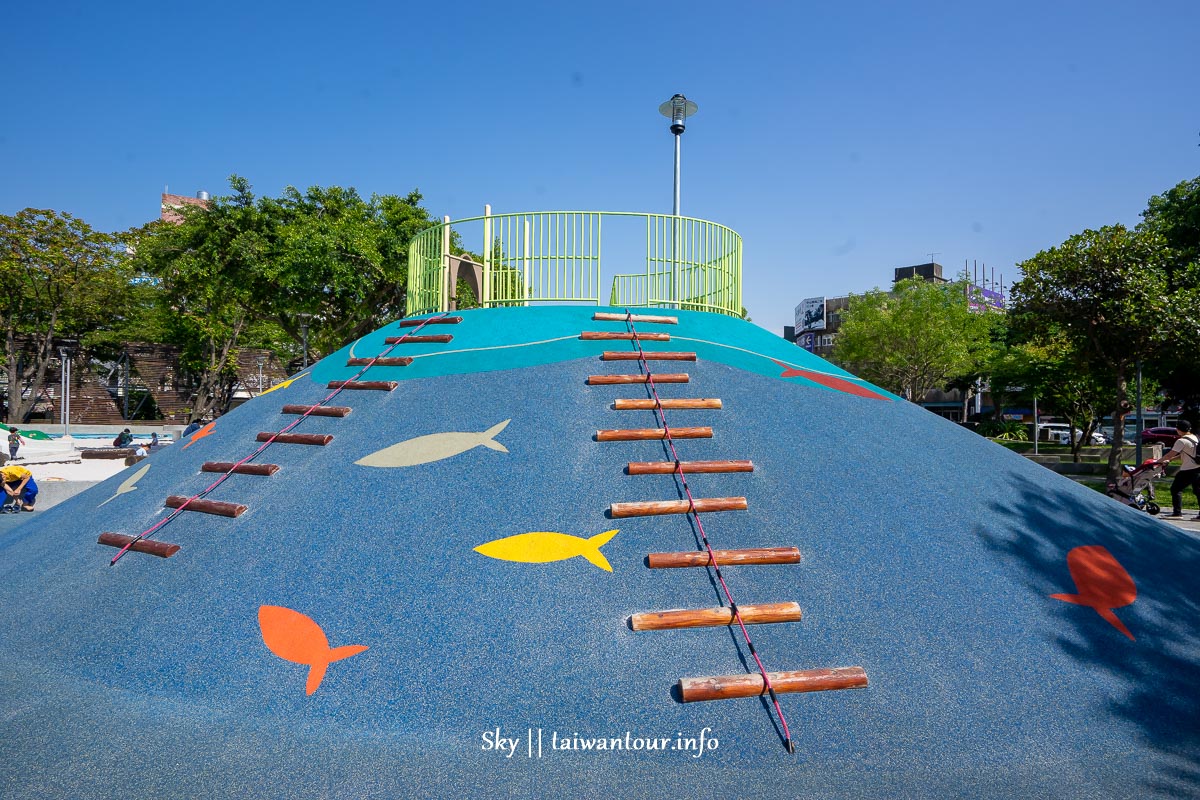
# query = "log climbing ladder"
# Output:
<box><xmin>583</xmin><ymin>310</ymin><xmax>867</xmax><ymax>753</ymax></box>
<box><xmin>101</xmin><ymin>314</ymin><xmax>462</xmax><ymax>565</ymax></box>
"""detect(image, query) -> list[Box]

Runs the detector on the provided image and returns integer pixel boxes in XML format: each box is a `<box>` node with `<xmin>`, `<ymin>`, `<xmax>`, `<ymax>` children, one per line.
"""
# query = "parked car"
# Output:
<box><xmin>1140</xmin><ymin>427</ymin><xmax>1180</xmax><ymax>446</ymax></box>
<box><xmin>1035</xmin><ymin>423</ymin><xmax>1071</xmax><ymax>442</ymax></box>
<box><xmin>1098</xmin><ymin>427</ymin><xmax>1136</xmax><ymax>445</ymax></box>
<box><xmin>1053</xmin><ymin>428</ymin><xmax>1107</xmax><ymax>446</ymax></box>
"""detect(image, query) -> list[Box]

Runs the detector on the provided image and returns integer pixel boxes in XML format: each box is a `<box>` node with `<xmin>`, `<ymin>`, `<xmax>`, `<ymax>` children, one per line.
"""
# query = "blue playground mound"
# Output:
<box><xmin>0</xmin><ymin>306</ymin><xmax>1196</xmax><ymax>799</ymax></box>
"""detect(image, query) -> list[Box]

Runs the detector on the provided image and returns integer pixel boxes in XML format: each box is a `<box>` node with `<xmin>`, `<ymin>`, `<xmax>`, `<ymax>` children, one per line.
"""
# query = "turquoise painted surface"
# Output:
<box><xmin>309</xmin><ymin>306</ymin><xmax>897</xmax><ymax>400</ymax></box>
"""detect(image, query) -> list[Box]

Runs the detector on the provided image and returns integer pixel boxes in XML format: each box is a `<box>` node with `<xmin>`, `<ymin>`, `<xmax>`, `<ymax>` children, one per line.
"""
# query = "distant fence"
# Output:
<box><xmin>407</xmin><ymin>210</ymin><xmax>742</xmax><ymax>317</ymax></box>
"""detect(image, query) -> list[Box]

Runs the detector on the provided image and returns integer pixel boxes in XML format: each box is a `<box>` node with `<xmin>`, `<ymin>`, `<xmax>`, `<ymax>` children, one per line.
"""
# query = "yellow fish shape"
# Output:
<box><xmin>98</xmin><ymin>463</ymin><xmax>151</xmax><ymax>507</ymax></box>
<box><xmin>356</xmin><ymin>420</ymin><xmax>510</xmax><ymax>468</ymax></box>
<box><xmin>259</xmin><ymin>371</ymin><xmax>309</xmax><ymax>397</ymax></box>
<box><xmin>474</xmin><ymin>529</ymin><xmax>619</xmax><ymax>572</ymax></box>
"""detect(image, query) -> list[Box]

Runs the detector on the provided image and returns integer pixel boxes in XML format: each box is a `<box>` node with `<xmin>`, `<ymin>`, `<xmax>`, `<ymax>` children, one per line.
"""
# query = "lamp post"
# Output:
<box><xmin>58</xmin><ymin>347</ymin><xmax>71</xmax><ymax>438</ymax></box>
<box><xmin>658</xmin><ymin>94</ymin><xmax>698</xmax><ymax>308</ymax></box>
<box><xmin>658</xmin><ymin>93</ymin><xmax>698</xmax><ymax>217</ymax></box>
<box><xmin>297</xmin><ymin>314</ymin><xmax>313</xmax><ymax>370</ymax></box>
<box><xmin>256</xmin><ymin>356</ymin><xmax>265</xmax><ymax>396</ymax></box>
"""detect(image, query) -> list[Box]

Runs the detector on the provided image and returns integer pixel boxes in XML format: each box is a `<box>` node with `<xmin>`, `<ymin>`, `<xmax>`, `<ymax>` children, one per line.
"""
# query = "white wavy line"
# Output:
<box><xmin>348</xmin><ymin>329</ymin><xmax>875</xmax><ymax>387</ymax></box>
<box><xmin>668</xmin><ymin>336</ymin><xmax>876</xmax><ymax>385</ymax></box>
<box><xmin>405</xmin><ymin>335</ymin><xmax>580</xmax><ymax>360</ymax></box>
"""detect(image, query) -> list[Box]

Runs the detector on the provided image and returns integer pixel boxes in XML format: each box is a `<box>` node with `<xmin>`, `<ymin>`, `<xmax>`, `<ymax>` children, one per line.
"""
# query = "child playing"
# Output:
<box><xmin>8</xmin><ymin>428</ymin><xmax>22</xmax><ymax>461</ymax></box>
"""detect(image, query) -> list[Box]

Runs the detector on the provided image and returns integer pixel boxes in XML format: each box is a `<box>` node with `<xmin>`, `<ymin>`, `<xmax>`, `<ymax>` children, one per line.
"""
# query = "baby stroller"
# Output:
<box><xmin>1106</xmin><ymin>459</ymin><xmax>1165</xmax><ymax>515</ymax></box>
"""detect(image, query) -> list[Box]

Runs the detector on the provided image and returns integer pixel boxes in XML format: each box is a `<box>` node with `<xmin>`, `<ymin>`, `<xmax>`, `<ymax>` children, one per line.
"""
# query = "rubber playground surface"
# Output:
<box><xmin>0</xmin><ymin>306</ymin><xmax>1196</xmax><ymax>799</ymax></box>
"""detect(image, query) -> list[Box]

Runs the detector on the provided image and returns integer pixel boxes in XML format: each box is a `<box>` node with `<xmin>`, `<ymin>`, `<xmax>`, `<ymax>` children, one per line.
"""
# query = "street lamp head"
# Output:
<box><xmin>659</xmin><ymin>93</ymin><xmax>698</xmax><ymax>135</ymax></box>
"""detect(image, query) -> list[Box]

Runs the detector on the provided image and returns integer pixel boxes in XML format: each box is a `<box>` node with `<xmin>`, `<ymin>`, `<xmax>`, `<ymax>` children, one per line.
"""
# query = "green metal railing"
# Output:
<box><xmin>406</xmin><ymin>210</ymin><xmax>742</xmax><ymax>317</ymax></box>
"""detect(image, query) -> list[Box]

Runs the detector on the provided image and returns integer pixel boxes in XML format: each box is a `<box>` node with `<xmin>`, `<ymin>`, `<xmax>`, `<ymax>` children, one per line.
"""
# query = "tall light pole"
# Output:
<box><xmin>659</xmin><ymin>93</ymin><xmax>698</xmax><ymax>308</ymax></box>
<box><xmin>58</xmin><ymin>347</ymin><xmax>71</xmax><ymax>438</ymax></box>
<box><xmin>256</xmin><ymin>356</ymin><xmax>265</xmax><ymax>396</ymax></box>
<box><xmin>658</xmin><ymin>93</ymin><xmax>698</xmax><ymax>216</ymax></box>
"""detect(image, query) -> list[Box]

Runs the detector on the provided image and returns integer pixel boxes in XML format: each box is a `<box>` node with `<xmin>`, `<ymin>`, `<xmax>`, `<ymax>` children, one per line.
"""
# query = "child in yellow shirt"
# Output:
<box><xmin>0</xmin><ymin>464</ymin><xmax>37</xmax><ymax>512</ymax></box>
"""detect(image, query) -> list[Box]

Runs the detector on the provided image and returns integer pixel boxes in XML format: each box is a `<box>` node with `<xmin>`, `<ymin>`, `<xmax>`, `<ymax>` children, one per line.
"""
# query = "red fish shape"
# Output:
<box><xmin>258</xmin><ymin>605</ymin><xmax>369</xmax><ymax>694</ymax></box>
<box><xmin>770</xmin><ymin>359</ymin><xmax>890</xmax><ymax>401</ymax></box>
<box><xmin>181</xmin><ymin>421</ymin><xmax>216</xmax><ymax>450</ymax></box>
<box><xmin>1050</xmin><ymin>545</ymin><xmax>1137</xmax><ymax>640</ymax></box>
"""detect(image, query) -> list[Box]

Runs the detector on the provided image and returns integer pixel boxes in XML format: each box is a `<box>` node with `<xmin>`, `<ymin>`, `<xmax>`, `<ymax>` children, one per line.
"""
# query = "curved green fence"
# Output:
<box><xmin>407</xmin><ymin>211</ymin><xmax>742</xmax><ymax>317</ymax></box>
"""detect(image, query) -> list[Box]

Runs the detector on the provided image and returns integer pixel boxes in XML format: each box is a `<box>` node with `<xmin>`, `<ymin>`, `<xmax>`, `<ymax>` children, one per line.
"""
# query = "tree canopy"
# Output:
<box><xmin>128</xmin><ymin>176</ymin><xmax>442</xmax><ymax>420</ymax></box>
<box><xmin>1009</xmin><ymin>224</ymin><xmax>1176</xmax><ymax>478</ymax></box>
<box><xmin>831</xmin><ymin>277</ymin><xmax>1003</xmax><ymax>403</ymax></box>
<box><xmin>0</xmin><ymin>209</ymin><xmax>131</xmax><ymax>423</ymax></box>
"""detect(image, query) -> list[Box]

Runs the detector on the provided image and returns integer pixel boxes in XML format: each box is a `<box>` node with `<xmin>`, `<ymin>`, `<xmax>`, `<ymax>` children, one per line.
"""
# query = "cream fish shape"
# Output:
<box><xmin>355</xmin><ymin>419</ymin><xmax>510</xmax><ymax>468</ymax></box>
<box><xmin>98</xmin><ymin>463</ymin><xmax>151</xmax><ymax>507</ymax></box>
<box><xmin>474</xmin><ymin>529</ymin><xmax>620</xmax><ymax>572</ymax></box>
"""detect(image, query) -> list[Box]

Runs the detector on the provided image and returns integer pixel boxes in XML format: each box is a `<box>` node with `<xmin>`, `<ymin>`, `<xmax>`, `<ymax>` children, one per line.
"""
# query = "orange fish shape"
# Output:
<box><xmin>258</xmin><ymin>605</ymin><xmax>369</xmax><ymax>695</ymax></box>
<box><xmin>769</xmin><ymin>359</ymin><xmax>889</xmax><ymax>401</ymax></box>
<box><xmin>181</xmin><ymin>421</ymin><xmax>216</xmax><ymax>450</ymax></box>
<box><xmin>1050</xmin><ymin>545</ymin><xmax>1137</xmax><ymax>641</ymax></box>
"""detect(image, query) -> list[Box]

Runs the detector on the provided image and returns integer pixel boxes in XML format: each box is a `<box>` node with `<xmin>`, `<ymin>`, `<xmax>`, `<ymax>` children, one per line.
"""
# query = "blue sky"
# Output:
<box><xmin>3</xmin><ymin>0</ymin><xmax>1197</xmax><ymax>335</ymax></box>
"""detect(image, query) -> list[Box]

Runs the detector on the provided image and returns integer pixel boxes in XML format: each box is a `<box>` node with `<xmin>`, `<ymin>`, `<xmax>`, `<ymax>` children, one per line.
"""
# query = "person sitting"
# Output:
<box><xmin>0</xmin><ymin>463</ymin><xmax>38</xmax><ymax>512</ymax></box>
<box><xmin>149</xmin><ymin>432</ymin><xmax>159</xmax><ymax>450</ymax></box>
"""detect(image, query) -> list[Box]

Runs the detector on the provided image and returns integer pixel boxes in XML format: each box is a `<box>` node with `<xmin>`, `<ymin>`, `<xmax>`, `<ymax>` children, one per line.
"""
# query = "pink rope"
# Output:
<box><xmin>109</xmin><ymin>314</ymin><xmax>449</xmax><ymax>565</ymax></box>
<box><xmin>623</xmin><ymin>310</ymin><xmax>795</xmax><ymax>753</ymax></box>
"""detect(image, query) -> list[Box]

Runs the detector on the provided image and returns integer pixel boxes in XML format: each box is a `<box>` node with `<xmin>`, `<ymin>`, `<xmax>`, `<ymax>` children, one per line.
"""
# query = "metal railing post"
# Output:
<box><xmin>482</xmin><ymin>204</ymin><xmax>492</xmax><ymax>307</ymax></box>
<box><xmin>441</xmin><ymin>215</ymin><xmax>451</xmax><ymax>313</ymax></box>
<box><xmin>522</xmin><ymin>218</ymin><xmax>531</xmax><ymax>307</ymax></box>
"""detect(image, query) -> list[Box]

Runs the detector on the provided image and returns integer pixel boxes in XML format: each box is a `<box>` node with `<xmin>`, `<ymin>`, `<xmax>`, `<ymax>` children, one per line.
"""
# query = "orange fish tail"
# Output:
<box><xmin>1095</xmin><ymin>607</ymin><xmax>1135</xmax><ymax>641</ymax></box>
<box><xmin>305</xmin><ymin>661</ymin><xmax>329</xmax><ymax>695</ymax></box>
<box><xmin>1049</xmin><ymin>592</ymin><xmax>1085</xmax><ymax>605</ymax></box>
<box><xmin>328</xmin><ymin>644</ymin><xmax>369</xmax><ymax>664</ymax></box>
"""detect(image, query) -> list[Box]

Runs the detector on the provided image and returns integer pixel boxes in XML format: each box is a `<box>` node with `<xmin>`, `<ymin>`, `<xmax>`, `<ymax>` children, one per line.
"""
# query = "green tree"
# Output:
<box><xmin>1140</xmin><ymin>175</ymin><xmax>1200</xmax><ymax>282</ymax></box>
<box><xmin>254</xmin><ymin>185</ymin><xmax>436</xmax><ymax>357</ymax></box>
<box><xmin>129</xmin><ymin>177</ymin><xmax>269</xmax><ymax>422</ymax></box>
<box><xmin>1010</xmin><ymin>225</ymin><xmax>1176</xmax><ymax>479</ymax></box>
<box><xmin>831</xmin><ymin>278</ymin><xmax>1002</xmax><ymax>403</ymax></box>
<box><xmin>1138</xmin><ymin>176</ymin><xmax>1200</xmax><ymax>415</ymax></box>
<box><xmin>0</xmin><ymin>209</ymin><xmax>130</xmax><ymax>423</ymax></box>
<box><xmin>988</xmin><ymin>334</ymin><xmax>1114</xmax><ymax>462</ymax></box>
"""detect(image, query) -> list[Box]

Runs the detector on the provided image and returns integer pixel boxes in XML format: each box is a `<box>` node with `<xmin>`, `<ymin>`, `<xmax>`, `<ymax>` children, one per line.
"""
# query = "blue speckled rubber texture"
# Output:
<box><xmin>0</xmin><ymin>306</ymin><xmax>1196</xmax><ymax>799</ymax></box>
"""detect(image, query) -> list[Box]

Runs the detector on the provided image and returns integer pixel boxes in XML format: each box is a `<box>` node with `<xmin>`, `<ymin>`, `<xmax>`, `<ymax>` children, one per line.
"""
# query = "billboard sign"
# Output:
<box><xmin>795</xmin><ymin>297</ymin><xmax>827</xmax><ymax>332</ymax></box>
<box><xmin>968</xmin><ymin>285</ymin><xmax>1005</xmax><ymax>312</ymax></box>
<box><xmin>796</xmin><ymin>332</ymin><xmax>815</xmax><ymax>352</ymax></box>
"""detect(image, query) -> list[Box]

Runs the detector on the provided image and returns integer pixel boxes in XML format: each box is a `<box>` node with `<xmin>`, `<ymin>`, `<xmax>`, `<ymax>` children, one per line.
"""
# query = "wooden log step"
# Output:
<box><xmin>631</xmin><ymin>602</ymin><xmax>801</xmax><ymax>631</ymax></box>
<box><xmin>597</xmin><ymin>427</ymin><xmax>712</xmax><ymax>442</ymax></box>
<box><xmin>647</xmin><ymin>547</ymin><xmax>800</xmax><ymax>569</ymax></box>
<box><xmin>82</xmin><ymin>448</ymin><xmax>137</xmax><ymax>459</ymax></box>
<box><xmin>256</xmin><ymin>432</ymin><xmax>333</xmax><ymax>446</ymax></box>
<box><xmin>384</xmin><ymin>334</ymin><xmax>454</xmax><ymax>344</ymax></box>
<box><xmin>201</xmin><ymin>462</ymin><xmax>280</xmax><ymax>476</ymax></box>
<box><xmin>97</xmin><ymin>532</ymin><xmax>180</xmax><ymax>559</ymax></box>
<box><xmin>281</xmin><ymin>404</ymin><xmax>352</xmax><ymax>417</ymax></box>
<box><xmin>593</xmin><ymin>312</ymin><xmax>678</xmax><ymax>324</ymax></box>
<box><xmin>628</xmin><ymin>460</ymin><xmax>752</xmax><ymax>474</ymax></box>
<box><xmin>346</xmin><ymin>357</ymin><xmax>412</xmax><ymax>367</ymax></box>
<box><xmin>587</xmin><ymin>374</ymin><xmax>689</xmax><ymax>385</ymax></box>
<box><xmin>399</xmin><ymin>316</ymin><xmax>462</xmax><ymax>326</ymax></box>
<box><xmin>165</xmin><ymin>495</ymin><xmax>247</xmax><ymax>518</ymax></box>
<box><xmin>601</xmin><ymin>351</ymin><xmax>696</xmax><ymax>361</ymax></box>
<box><xmin>581</xmin><ymin>331</ymin><xmax>670</xmax><ymax>342</ymax></box>
<box><xmin>326</xmin><ymin>380</ymin><xmax>397</xmax><ymax>391</ymax></box>
<box><xmin>610</xmin><ymin>497</ymin><xmax>747</xmax><ymax>518</ymax></box>
<box><xmin>614</xmin><ymin>398</ymin><xmax>722</xmax><ymax>410</ymax></box>
<box><xmin>678</xmin><ymin>666</ymin><xmax>869</xmax><ymax>703</ymax></box>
